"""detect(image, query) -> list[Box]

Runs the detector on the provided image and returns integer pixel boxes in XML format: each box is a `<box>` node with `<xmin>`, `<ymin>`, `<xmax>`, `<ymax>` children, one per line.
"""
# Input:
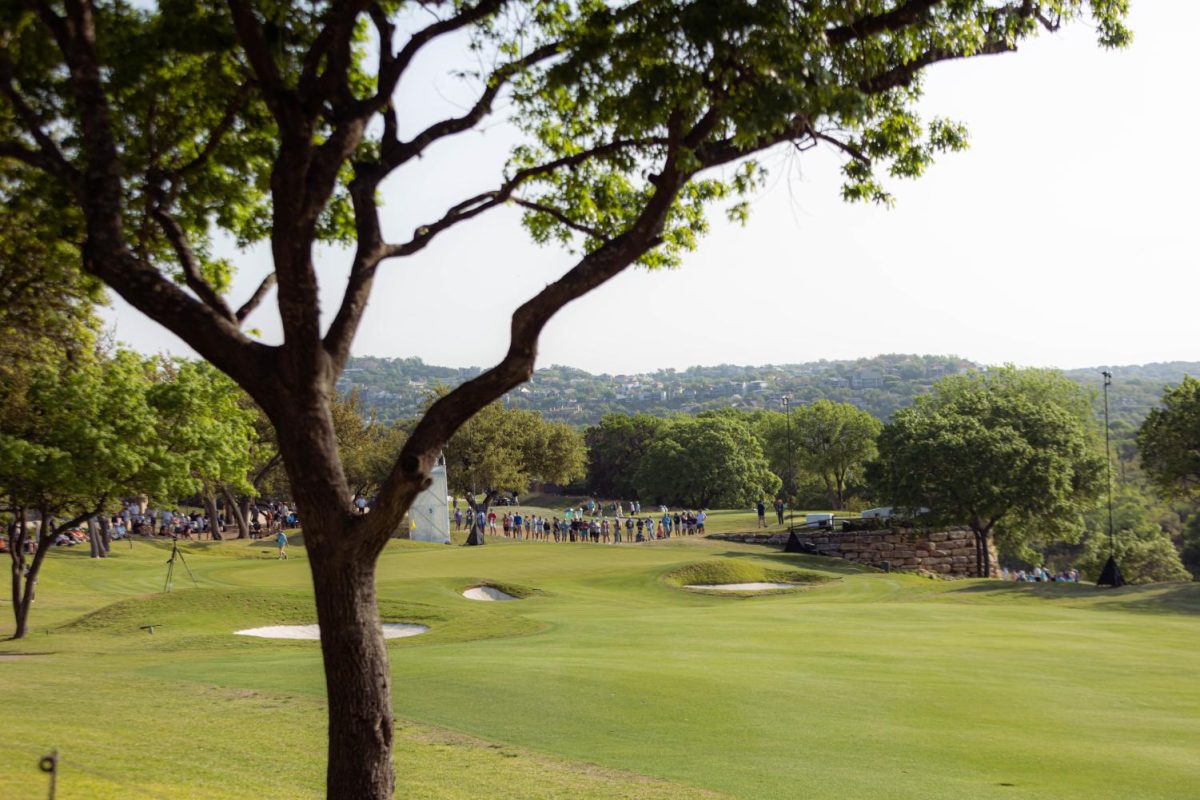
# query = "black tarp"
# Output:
<box><xmin>784</xmin><ymin>531</ymin><xmax>807</xmax><ymax>553</ymax></box>
<box><xmin>1097</xmin><ymin>554</ymin><xmax>1125</xmax><ymax>587</ymax></box>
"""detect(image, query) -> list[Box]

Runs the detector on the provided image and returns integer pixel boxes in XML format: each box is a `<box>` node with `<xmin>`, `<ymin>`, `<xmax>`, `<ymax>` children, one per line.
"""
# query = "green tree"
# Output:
<box><xmin>1</xmin><ymin>350</ymin><xmax>195</xmax><ymax>638</ymax></box>
<box><xmin>869</xmin><ymin>368</ymin><xmax>1106</xmax><ymax>577</ymax></box>
<box><xmin>635</xmin><ymin>414</ymin><xmax>779</xmax><ymax>508</ymax></box>
<box><xmin>0</xmin><ymin>2</ymin><xmax>1128</xmax><ymax>794</ymax></box>
<box><xmin>584</xmin><ymin>413</ymin><xmax>668</xmax><ymax>500</ymax></box>
<box><xmin>1076</xmin><ymin>488</ymin><xmax>1192</xmax><ymax>584</ymax></box>
<box><xmin>443</xmin><ymin>402</ymin><xmax>586</xmax><ymax>541</ymax></box>
<box><xmin>792</xmin><ymin>401</ymin><xmax>881</xmax><ymax>510</ymax></box>
<box><xmin>1137</xmin><ymin>376</ymin><xmax>1200</xmax><ymax>498</ymax></box>
<box><xmin>331</xmin><ymin>389</ymin><xmax>407</xmax><ymax>502</ymax></box>
<box><xmin>147</xmin><ymin>359</ymin><xmax>260</xmax><ymax>540</ymax></box>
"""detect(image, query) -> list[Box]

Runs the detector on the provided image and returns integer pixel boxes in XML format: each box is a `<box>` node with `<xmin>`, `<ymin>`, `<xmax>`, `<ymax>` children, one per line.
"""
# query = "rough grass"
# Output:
<box><xmin>1</xmin><ymin>532</ymin><xmax>1198</xmax><ymax>799</ymax></box>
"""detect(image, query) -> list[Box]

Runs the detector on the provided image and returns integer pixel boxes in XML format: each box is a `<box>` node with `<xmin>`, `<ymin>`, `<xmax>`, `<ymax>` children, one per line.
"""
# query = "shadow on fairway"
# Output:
<box><xmin>948</xmin><ymin>580</ymin><xmax>1200</xmax><ymax>615</ymax></box>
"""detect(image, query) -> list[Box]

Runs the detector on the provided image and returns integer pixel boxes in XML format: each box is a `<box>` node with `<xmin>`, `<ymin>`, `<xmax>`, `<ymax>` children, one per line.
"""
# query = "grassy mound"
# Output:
<box><xmin>663</xmin><ymin>559</ymin><xmax>831</xmax><ymax>592</ymax></box>
<box><xmin>463</xmin><ymin>580</ymin><xmax>541</xmax><ymax>599</ymax></box>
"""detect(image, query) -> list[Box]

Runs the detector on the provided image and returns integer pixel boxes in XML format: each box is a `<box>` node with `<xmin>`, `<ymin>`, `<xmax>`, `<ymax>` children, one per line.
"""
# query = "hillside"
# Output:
<box><xmin>338</xmin><ymin>354</ymin><xmax>1200</xmax><ymax>426</ymax></box>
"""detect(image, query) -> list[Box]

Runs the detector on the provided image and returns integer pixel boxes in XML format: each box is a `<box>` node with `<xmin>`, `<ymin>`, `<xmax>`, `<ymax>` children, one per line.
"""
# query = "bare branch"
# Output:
<box><xmin>322</xmin><ymin>174</ymin><xmax>386</xmax><ymax>373</ymax></box>
<box><xmin>383</xmin><ymin>41</ymin><xmax>561</xmax><ymax>168</ymax></box>
<box><xmin>809</xmin><ymin>130</ymin><xmax>870</xmax><ymax>165</ymax></box>
<box><xmin>148</xmin><ymin>200</ymin><xmax>236</xmax><ymax>321</ymax></box>
<box><xmin>858</xmin><ymin>40</ymin><xmax>1016</xmax><ymax>95</ymax></box>
<box><xmin>380</xmin><ymin>137</ymin><xmax>666</xmax><ymax>259</ymax></box>
<box><xmin>389</xmin><ymin>0</ymin><xmax>508</xmax><ymax>90</ymax></box>
<box><xmin>236</xmin><ymin>272</ymin><xmax>277</xmax><ymax>323</ymax></box>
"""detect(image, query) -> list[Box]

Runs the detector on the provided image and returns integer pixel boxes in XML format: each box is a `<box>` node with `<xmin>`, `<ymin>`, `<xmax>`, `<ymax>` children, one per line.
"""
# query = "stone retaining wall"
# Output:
<box><xmin>711</xmin><ymin>526</ymin><xmax>998</xmax><ymax>578</ymax></box>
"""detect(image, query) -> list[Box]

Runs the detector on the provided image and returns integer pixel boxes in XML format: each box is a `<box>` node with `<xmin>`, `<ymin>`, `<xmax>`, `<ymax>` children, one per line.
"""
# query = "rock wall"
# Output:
<box><xmin>711</xmin><ymin>526</ymin><xmax>998</xmax><ymax>578</ymax></box>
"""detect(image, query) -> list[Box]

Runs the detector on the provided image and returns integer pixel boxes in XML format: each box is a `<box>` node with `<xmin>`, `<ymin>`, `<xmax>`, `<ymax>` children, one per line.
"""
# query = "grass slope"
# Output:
<box><xmin>2</xmin><ymin>534</ymin><xmax>1198</xmax><ymax>799</ymax></box>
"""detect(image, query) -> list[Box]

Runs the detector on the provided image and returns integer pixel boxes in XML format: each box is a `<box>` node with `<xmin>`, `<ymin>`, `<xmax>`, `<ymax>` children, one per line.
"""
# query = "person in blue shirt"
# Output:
<box><xmin>276</xmin><ymin>529</ymin><xmax>289</xmax><ymax>560</ymax></box>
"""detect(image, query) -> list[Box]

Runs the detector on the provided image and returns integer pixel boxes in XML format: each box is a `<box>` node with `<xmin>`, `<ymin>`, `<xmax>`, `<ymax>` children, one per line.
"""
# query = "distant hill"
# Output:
<box><xmin>339</xmin><ymin>354</ymin><xmax>1200</xmax><ymax>427</ymax></box>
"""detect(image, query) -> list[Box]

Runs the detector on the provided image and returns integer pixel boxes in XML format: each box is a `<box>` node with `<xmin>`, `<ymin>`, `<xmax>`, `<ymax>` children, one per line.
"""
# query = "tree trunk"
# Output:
<box><xmin>308</xmin><ymin>548</ymin><xmax>394</xmax><ymax>800</ymax></box>
<box><xmin>221</xmin><ymin>485</ymin><xmax>250</xmax><ymax>538</ymax></box>
<box><xmin>980</xmin><ymin>528</ymin><xmax>992</xmax><ymax>578</ymax></box>
<box><xmin>8</xmin><ymin>512</ymin><xmax>26</xmax><ymax>638</ymax></box>
<box><xmin>98</xmin><ymin>516</ymin><xmax>111</xmax><ymax>554</ymax></box>
<box><xmin>465</xmin><ymin>492</ymin><xmax>489</xmax><ymax>546</ymax></box>
<box><xmin>204</xmin><ymin>493</ymin><xmax>223</xmax><ymax>541</ymax></box>
<box><xmin>88</xmin><ymin>517</ymin><xmax>102</xmax><ymax>558</ymax></box>
<box><xmin>13</xmin><ymin>514</ymin><xmax>52</xmax><ymax>640</ymax></box>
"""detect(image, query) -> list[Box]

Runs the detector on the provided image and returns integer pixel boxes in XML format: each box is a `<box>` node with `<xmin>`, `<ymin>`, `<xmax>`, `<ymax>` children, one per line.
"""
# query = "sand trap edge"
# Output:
<box><xmin>684</xmin><ymin>582</ymin><xmax>799</xmax><ymax>592</ymax></box>
<box><xmin>463</xmin><ymin>585</ymin><xmax>520</xmax><ymax>602</ymax></box>
<box><xmin>234</xmin><ymin>623</ymin><xmax>428</xmax><ymax>640</ymax></box>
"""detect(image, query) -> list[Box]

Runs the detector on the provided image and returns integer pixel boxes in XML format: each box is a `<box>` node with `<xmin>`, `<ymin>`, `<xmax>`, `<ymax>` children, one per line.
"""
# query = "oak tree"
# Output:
<box><xmin>869</xmin><ymin>368</ymin><xmax>1106</xmax><ymax>576</ymax></box>
<box><xmin>0</xmin><ymin>1</ymin><xmax>1129</xmax><ymax>795</ymax></box>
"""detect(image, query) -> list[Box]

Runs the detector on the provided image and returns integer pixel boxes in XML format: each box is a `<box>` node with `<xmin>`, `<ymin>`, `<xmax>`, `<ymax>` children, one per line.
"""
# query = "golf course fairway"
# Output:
<box><xmin>1</xmin><ymin>533</ymin><xmax>1197</xmax><ymax>799</ymax></box>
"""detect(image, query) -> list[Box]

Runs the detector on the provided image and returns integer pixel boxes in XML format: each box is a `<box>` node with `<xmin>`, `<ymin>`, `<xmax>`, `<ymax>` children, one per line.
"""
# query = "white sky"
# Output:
<box><xmin>104</xmin><ymin>2</ymin><xmax>1200</xmax><ymax>375</ymax></box>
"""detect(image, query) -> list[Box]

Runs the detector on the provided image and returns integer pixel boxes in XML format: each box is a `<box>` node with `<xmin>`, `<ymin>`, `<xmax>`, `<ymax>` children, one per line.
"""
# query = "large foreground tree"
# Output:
<box><xmin>0</xmin><ymin>1</ymin><xmax>1128</xmax><ymax>795</ymax></box>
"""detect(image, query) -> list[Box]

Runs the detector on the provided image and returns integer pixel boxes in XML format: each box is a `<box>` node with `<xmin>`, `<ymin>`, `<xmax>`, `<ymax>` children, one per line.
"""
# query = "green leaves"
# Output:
<box><xmin>634</xmin><ymin>413</ymin><xmax>779</xmax><ymax>508</ymax></box>
<box><xmin>1137</xmin><ymin>376</ymin><xmax>1200</xmax><ymax>499</ymax></box>
<box><xmin>443</xmin><ymin>401</ymin><xmax>586</xmax><ymax>501</ymax></box>
<box><xmin>870</xmin><ymin>367</ymin><xmax>1106</xmax><ymax>551</ymax></box>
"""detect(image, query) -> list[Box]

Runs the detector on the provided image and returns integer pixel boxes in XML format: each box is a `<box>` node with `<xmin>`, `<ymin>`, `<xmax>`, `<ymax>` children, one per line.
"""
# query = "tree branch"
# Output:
<box><xmin>21</xmin><ymin>0</ymin><xmax>276</xmax><ymax>395</ymax></box>
<box><xmin>0</xmin><ymin>52</ymin><xmax>80</xmax><ymax>189</ymax></box>
<box><xmin>389</xmin><ymin>0</ymin><xmax>508</xmax><ymax>91</ymax></box>
<box><xmin>511</xmin><ymin>197</ymin><xmax>606</xmax><ymax>240</ymax></box>
<box><xmin>149</xmin><ymin>203</ymin><xmax>237</xmax><ymax>322</ymax></box>
<box><xmin>364</xmin><ymin>150</ymin><xmax>691</xmax><ymax>551</ymax></box>
<box><xmin>826</xmin><ymin>0</ymin><xmax>943</xmax><ymax>45</ymax></box>
<box><xmin>858</xmin><ymin>40</ymin><xmax>1016</xmax><ymax>95</ymax></box>
<box><xmin>171</xmin><ymin>79</ymin><xmax>255</xmax><ymax>179</ymax></box>
<box><xmin>380</xmin><ymin>137</ymin><xmax>666</xmax><ymax>260</ymax></box>
<box><xmin>382</xmin><ymin>40</ymin><xmax>561</xmax><ymax>168</ymax></box>
<box><xmin>236</xmin><ymin>273</ymin><xmax>277</xmax><ymax>323</ymax></box>
<box><xmin>225</xmin><ymin>0</ymin><xmax>300</xmax><ymax>130</ymax></box>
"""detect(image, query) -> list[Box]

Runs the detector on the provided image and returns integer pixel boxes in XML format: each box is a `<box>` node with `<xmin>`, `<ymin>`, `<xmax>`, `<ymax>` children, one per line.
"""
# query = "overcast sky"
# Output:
<box><xmin>104</xmin><ymin>2</ymin><xmax>1200</xmax><ymax>375</ymax></box>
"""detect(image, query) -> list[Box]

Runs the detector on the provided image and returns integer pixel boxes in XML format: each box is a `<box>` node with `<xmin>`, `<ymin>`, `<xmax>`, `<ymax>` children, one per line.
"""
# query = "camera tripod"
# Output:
<box><xmin>163</xmin><ymin>536</ymin><xmax>198</xmax><ymax>593</ymax></box>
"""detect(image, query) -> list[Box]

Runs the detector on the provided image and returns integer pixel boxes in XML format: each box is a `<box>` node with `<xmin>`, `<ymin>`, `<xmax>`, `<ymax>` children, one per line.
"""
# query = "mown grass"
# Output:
<box><xmin>2</xmin><ymin>531</ymin><xmax>1198</xmax><ymax>799</ymax></box>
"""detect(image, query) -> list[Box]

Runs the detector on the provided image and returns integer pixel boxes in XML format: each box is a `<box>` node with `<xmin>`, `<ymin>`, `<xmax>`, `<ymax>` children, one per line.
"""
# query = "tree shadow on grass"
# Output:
<box><xmin>948</xmin><ymin>580</ymin><xmax>1200</xmax><ymax>615</ymax></box>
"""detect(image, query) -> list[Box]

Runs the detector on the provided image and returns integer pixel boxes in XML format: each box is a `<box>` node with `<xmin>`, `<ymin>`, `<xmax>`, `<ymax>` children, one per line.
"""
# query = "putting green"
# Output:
<box><xmin>1</xmin><ymin>534</ymin><xmax>1197</xmax><ymax>799</ymax></box>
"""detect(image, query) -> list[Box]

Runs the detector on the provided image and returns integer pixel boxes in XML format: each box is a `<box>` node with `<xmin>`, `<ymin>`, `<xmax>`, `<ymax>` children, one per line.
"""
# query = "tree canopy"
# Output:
<box><xmin>869</xmin><ymin>367</ymin><xmax>1106</xmax><ymax>575</ymax></box>
<box><xmin>443</xmin><ymin>401</ymin><xmax>586</xmax><ymax>513</ymax></box>
<box><xmin>634</xmin><ymin>413</ymin><xmax>779</xmax><ymax>508</ymax></box>
<box><xmin>1137</xmin><ymin>376</ymin><xmax>1200</xmax><ymax>499</ymax></box>
<box><xmin>584</xmin><ymin>413</ymin><xmax>669</xmax><ymax>500</ymax></box>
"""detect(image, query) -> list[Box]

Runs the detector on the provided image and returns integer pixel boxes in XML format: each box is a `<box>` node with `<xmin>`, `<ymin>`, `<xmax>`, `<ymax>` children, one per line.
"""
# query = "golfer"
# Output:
<box><xmin>276</xmin><ymin>529</ymin><xmax>289</xmax><ymax>560</ymax></box>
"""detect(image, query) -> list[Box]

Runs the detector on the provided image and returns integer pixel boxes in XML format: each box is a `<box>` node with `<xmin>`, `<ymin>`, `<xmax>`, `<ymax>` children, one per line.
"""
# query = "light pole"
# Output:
<box><xmin>781</xmin><ymin>395</ymin><xmax>795</xmax><ymax>530</ymax></box>
<box><xmin>1097</xmin><ymin>369</ymin><xmax>1124</xmax><ymax>587</ymax></box>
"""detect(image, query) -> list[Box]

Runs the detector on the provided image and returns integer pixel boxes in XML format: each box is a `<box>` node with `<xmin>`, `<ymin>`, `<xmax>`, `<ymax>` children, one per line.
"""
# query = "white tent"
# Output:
<box><xmin>407</xmin><ymin>453</ymin><xmax>450</xmax><ymax>544</ymax></box>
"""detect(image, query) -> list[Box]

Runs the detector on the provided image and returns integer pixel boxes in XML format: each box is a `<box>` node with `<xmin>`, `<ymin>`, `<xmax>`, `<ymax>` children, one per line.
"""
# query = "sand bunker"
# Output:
<box><xmin>686</xmin><ymin>582</ymin><xmax>797</xmax><ymax>592</ymax></box>
<box><xmin>234</xmin><ymin>623</ymin><xmax>428</xmax><ymax>640</ymax></box>
<box><xmin>463</xmin><ymin>586</ymin><xmax>519</xmax><ymax>602</ymax></box>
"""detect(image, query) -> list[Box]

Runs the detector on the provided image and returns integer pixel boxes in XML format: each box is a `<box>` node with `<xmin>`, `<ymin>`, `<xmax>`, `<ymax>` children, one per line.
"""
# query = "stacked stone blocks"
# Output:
<box><xmin>711</xmin><ymin>526</ymin><xmax>998</xmax><ymax>578</ymax></box>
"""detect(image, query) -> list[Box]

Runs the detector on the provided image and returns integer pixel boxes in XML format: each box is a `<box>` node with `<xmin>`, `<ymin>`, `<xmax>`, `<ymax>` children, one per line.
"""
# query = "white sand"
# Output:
<box><xmin>685</xmin><ymin>582</ymin><xmax>797</xmax><ymax>591</ymax></box>
<box><xmin>462</xmin><ymin>586</ymin><xmax>519</xmax><ymax>602</ymax></box>
<box><xmin>234</xmin><ymin>623</ymin><xmax>428</xmax><ymax>640</ymax></box>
